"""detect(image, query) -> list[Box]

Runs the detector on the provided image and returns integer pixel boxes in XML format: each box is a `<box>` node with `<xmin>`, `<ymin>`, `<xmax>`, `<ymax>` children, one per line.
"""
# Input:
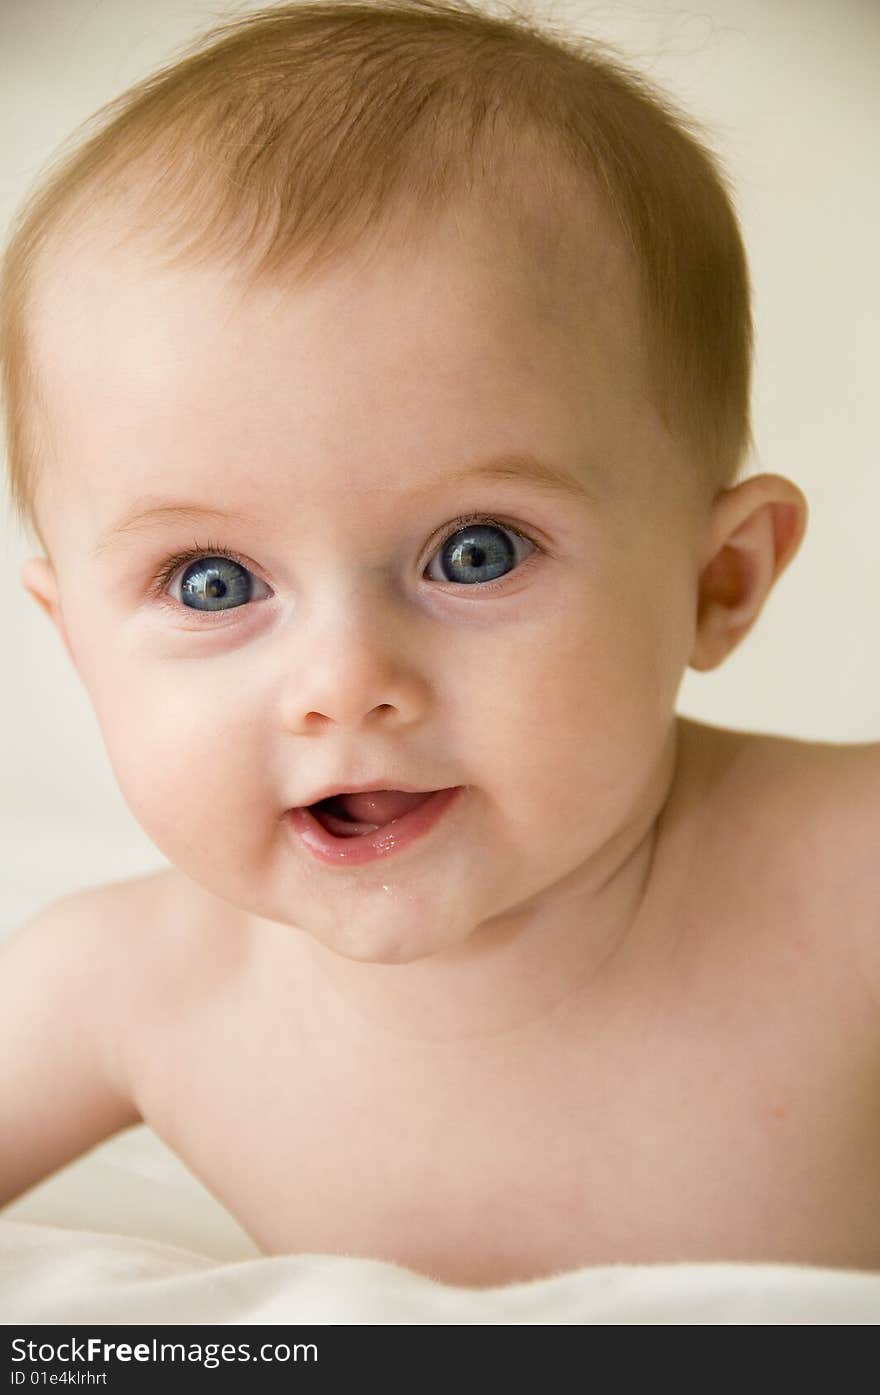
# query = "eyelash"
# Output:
<box><xmin>147</xmin><ymin>513</ymin><xmax>541</xmax><ymax>617</ymax></box>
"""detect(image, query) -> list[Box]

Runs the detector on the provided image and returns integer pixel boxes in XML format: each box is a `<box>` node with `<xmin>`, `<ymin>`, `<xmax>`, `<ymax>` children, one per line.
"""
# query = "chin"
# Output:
<box><xmin>317</xmin><ymin>915</ymin><xmax>469</xmax><ymax>966</ymax></box>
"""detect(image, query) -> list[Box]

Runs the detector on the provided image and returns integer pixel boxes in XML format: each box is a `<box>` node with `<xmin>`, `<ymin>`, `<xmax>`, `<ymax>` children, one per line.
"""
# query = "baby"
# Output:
<box><xmin>2</xmin><ymin>0</ymin><xmax>878</xmax><ymax>1289</ymax></box>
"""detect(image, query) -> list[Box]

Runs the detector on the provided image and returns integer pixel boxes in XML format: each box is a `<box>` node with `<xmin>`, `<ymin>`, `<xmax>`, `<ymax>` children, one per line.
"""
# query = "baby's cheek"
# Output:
<box><xmin>92</xmin><ymin>672</ymin><xmax>263</xmax><ymax>838</ymax></box>
<box><xmin>518</xmin><ymin>605</ymin><xmax>644</xmax><ymax>729</ymax></box>
<box><xmin>484</xmin><ymin>609</ymin><xmax>672</xmax><ymax>818</ymax></box>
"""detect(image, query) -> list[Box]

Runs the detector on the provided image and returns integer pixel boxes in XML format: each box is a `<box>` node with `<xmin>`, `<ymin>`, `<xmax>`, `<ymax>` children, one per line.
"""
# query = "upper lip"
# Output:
<box><xmin>297</xmin><ymin>781</ymin><xmax>454</xmax><ymax>808</ymax></box>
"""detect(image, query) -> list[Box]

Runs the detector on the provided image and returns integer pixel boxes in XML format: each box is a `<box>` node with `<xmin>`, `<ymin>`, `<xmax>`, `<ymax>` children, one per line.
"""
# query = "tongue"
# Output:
<box><xmin>335</xmin><ymin>789</ymin><xmax>434</xmax><ymax>826</ymax></box>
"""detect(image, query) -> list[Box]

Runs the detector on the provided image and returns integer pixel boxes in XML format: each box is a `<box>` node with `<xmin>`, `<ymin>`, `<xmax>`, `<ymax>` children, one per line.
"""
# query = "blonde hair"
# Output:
<box><xmin>1</xmin><ymin>0</ymin><xmax>753</xmax><ymax>548</ymax></box>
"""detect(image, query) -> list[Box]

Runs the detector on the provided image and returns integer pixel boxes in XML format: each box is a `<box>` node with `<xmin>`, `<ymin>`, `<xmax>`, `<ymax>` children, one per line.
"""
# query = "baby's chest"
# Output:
<box><xmin>136</xmin><ymin>992</ymin><xmax>880</xmax><ymax>1286</ymax></box>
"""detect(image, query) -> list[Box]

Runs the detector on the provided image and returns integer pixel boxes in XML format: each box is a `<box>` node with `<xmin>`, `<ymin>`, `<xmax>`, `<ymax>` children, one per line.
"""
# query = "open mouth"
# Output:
<box><xmin>308</xmin><ymin>789</ymin><xmax>435</xmax><ymax>838</ymax></box>
<box><xmin>287</xmin><ymin>786</ymin><xmax>464</xmax><ymax>864</ymax></box>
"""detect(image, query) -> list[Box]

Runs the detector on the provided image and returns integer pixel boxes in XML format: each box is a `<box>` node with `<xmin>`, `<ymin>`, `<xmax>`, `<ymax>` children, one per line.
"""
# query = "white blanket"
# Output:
<box><xmin>3</xmin><ymin>1126</ymin><xmax>880</xmax><ymax>1324</ymax></box>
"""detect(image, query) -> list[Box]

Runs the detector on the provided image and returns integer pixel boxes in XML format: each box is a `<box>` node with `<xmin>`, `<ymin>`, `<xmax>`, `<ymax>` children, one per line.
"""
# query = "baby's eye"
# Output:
<box><xmin>175</xmin><ymin>556</ymin><xmax>269</xmax><ymax>612</ymax></box>
<box><xmin>426</xmin><ymin>520</ymin><xmax>534</xmax><ymax>587</ymax></box>
<box><xmin>156</xmin><ymin>518</ymin><xmax>537</xmax><ymax>617</ymax></box>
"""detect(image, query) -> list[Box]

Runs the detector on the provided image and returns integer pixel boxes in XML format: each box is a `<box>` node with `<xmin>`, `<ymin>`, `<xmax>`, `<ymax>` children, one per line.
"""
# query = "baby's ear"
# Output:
<box><xmin>689</xmin><ymin>473</ymin><xmax>808</xmax><ymax>673</ymax></box>
<box><xmin>20</xmin><ymin>556</ymin><xmax>74</xmax><ymax>665</ymax></box>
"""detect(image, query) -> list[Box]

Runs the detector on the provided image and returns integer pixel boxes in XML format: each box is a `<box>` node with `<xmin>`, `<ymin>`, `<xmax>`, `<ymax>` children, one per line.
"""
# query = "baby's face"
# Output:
<box><xmin>27</xmin><ymin>202</ymin><xmax>704</xmax><ymax>963</ymax></box>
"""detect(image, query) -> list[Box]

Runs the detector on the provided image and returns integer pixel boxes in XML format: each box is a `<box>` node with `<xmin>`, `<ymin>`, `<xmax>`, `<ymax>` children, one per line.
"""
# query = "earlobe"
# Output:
<box><xmin>21</xmin><ymin>556</ymin><xmax>61</xmax><ymax>620</ymax></box>
<box><xmin>690</xmin><ymin>473</ymin><xmax>809</xmax><ymax>673</ymax></box>
<box><xmin>20</xmin><ymin>556</ymin><xmax>74</xmax><ymax>664</ymax></box>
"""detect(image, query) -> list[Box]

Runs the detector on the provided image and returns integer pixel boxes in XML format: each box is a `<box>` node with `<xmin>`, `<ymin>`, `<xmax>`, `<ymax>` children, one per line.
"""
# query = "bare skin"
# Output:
<box><xmin>4</xmin><ymin>710</ymin><xmax>880</xmax><ymax>1284</ymax></box>
<box><xmin>71</xmin><ymin>715</ymin><xmax>879</xmax><ymax>1288</ymax></box>
<box><xmin>7</xmin><ymin>196</ymin><xmax>878</xmax><ymax>1286</ymax></box>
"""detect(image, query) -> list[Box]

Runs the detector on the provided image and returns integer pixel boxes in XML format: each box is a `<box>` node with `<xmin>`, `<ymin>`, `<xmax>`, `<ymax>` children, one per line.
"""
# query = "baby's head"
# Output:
<box><xmin>2</xmin><ymin>0</ymin><xmax>806</xmax><ymax>969</ymax></box>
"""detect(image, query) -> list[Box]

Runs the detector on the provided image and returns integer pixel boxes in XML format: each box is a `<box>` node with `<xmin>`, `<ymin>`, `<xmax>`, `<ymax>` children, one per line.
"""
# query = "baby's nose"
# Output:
<box><xmin>280</xmin><ymin>597</ymin><xmax>430</xmax><ymax>733</ymax></box>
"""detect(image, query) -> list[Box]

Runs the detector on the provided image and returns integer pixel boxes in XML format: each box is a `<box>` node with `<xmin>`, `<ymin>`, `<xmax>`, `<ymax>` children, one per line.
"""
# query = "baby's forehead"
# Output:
<box><xmin>29</xmin><ymin>191</ymin><xmax>660</xmax><ymax>546</ymax></box>
<box><xmin>37</xmin><ymin>212</ymin><xmax>636</xmax><ymax>430</ymax></box>
<box><xmin>34</xmin><ymin>167</ymin><xmax>638</xmax><ymax>343</ymax></box>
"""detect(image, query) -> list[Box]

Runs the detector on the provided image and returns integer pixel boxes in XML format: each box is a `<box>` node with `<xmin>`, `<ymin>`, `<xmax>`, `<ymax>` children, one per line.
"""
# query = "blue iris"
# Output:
<box><xmin>438</xmin><ymin>524</ymin><xmax>516</xmax><ymax>585</ymax></box>
<box><xmin>180</xmin><ymin>557</ymin><xmax>254</xmax><ymax>611</ymax></box>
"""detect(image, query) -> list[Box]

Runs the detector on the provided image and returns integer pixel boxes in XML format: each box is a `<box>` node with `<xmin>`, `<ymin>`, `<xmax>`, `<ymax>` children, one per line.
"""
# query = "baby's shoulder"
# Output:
<box><xmin>38</xmin><ymin>866</ymin><xmax>245</xmax><ymax>1024</ymax></box>
<box><xmin>691</xmin><ymin>719</ymin><xmax>880</xmax><ymax>1006</ymax></box>
<box><xmin>700</xmin><ymin>720</ymin><xmax>879</xmax><ymax>870</ymax></box>
<box><xmin>93</xmin><ymin>864</ymin><xmax>249</xmax><ymax>991</ymax></box>
<box><xmin>74</xmin><ymin>867</ymin><xmax>254</xmax><ymax>1076</ymax></box>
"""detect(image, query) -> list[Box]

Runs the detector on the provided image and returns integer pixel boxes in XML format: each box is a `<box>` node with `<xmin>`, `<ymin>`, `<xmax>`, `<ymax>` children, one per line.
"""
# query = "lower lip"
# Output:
<box><xmin>286</xmin><ymin>787</ymin><xmax>464</xmax><ymax>866</ymax></box>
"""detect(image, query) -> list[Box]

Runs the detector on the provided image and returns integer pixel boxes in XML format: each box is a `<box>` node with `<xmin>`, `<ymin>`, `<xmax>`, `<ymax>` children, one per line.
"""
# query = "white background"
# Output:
<box><xmin>1</xmin><ymin>0</ymin><xmax>878</xmax><ymax>923</ymax></box>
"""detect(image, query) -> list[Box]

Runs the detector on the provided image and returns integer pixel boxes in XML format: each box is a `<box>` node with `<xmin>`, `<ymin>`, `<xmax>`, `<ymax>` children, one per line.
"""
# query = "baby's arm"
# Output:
<box><xmin>0</xmin><ymin>888</ymin><xmax>142</xmax><ymax>1208</ymax></box>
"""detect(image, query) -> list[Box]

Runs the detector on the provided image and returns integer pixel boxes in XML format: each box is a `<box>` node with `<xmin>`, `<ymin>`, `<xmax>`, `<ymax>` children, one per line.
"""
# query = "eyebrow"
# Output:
<box><xmin>92</xmin><ymin>452</ymin><xmax>595</xmax><ymax>558</ymax></box>
<box><xmin>92</xmin><ymin>502</ymin><xmax>251</xmax><ymax>559</ymax></box>
<box><xmin>441</xmin><ymin>453</ymin><xmax>596</xmax><ymax>503</ymax></box>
